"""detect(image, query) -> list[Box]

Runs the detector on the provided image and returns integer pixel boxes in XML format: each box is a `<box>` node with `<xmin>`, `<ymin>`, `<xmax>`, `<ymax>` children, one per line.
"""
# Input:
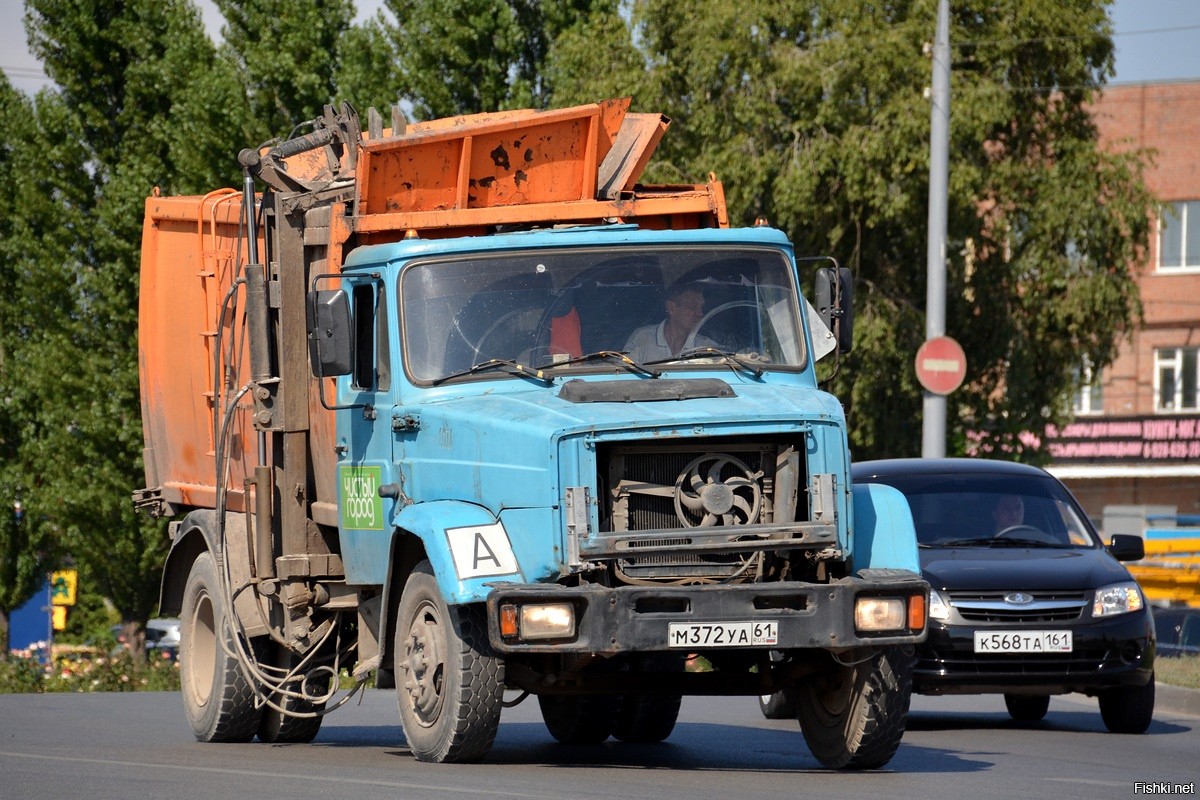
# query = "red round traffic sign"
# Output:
<box><xmin>915</xmin><ymin>336</ymin><xmax>967</xmax><ymax>395</ymax></box>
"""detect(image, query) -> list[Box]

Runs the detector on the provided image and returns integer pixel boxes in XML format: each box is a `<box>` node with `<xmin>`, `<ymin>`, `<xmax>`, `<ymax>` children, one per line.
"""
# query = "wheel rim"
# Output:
<box><xmin>400</xmin><ymin>599</ymin><xmax>447</xmax><ymax>728</ymax></box>
<box><xmin>185</xmin><ymin>589</ymin><xmax>217</xmax><ymax>709</ymax></box>
<box><xmin>808</xmin><ymin>667</ymin><xmax>853</xmax><ymax>725</ymax></box>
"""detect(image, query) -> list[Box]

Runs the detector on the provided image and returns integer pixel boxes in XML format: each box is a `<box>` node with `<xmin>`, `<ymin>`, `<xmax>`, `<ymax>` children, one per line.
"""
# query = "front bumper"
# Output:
<box><xmin>913</xmin><ymin>609</ymin><xmax>1155</xmax><ymax>695</ymax></box>
<box><xmin>486</xmin><ymin>573</ymin><xmax>928</xmax><ymax>655</ymax></box>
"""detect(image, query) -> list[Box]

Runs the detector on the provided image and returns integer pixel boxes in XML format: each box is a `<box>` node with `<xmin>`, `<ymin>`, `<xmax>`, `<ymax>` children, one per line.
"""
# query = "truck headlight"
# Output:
<box><xmin>855</xmin><ymin>597</ymin><xmax>906</xmax><ymax>632</ymax></box>
<box><xmin>1092</xmin><ymin>582</ymin><xmax>1144</xmax><ymax>618</ymax></box>
<box><xmin>499</xmin><ymin>602</ymin><xmax>576</xmax><ymax>640</ymax></box>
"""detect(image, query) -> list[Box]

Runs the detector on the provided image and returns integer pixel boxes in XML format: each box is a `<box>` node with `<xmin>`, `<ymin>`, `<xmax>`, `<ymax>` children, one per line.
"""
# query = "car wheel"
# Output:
<box><xmin>1003</xmin><ymin>693</ymin><xmax>1050</xmax><ymax>722</ymax></box>
<box><xmin>1098</xmin><ymin>673</ymin><xmax>1155</xmax><ymax>734</ymax></box>
<box><xmin>796</xmin><ymin>646</ymin><xmax>913</xmax><ymax>769</ymax></box>
<box><xmin>758</xmin><ymin>689</ymin><xmax>797</xmax><ymax>720</ymax></box>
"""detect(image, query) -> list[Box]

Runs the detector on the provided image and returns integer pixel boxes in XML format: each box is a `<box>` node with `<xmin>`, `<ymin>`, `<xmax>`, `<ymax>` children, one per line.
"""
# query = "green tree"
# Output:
<box><xmin>19</xmin><ymin>0</ymin><xmax>245</xmax><ymax>652</ymax></box>
<box><xmin>551</xmin><ymin>0</ymin><xmax>1154</xmax><ymax>460</ymax></box>
<box><xmin>215</xmin><ymin>0</ymin><xmax>354</xmax><ymax>143</ymax></box>
<box><xmin>351</xmin><ymin>0</ymin><xmax>611</xmax><ymax>120</ymax></box>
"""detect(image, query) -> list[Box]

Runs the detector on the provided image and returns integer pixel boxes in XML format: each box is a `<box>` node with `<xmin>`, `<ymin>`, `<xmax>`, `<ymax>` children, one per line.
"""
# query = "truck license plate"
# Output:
<box><xmin>973</xmin><ymin>630</ymin><xmax>1073</xmax><ymax>654</ymax></box>
<box><xmin>668</xmin><ymin>621</ymin><xmax>778</xmax><ymax>648</ymax></box>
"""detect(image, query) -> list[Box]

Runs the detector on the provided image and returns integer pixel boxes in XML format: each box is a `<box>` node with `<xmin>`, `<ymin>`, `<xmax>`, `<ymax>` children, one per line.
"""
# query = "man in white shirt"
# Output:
<box><xmin>624</xmin><ymin>283</ymin><xmax>718</xmax><ymax>362</ymax></box>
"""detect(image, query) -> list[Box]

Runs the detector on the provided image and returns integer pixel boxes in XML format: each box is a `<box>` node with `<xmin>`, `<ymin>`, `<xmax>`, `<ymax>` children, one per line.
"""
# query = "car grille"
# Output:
<box><xmin>918</xmin><ymin>647</ymin><xmax>1110</xmax><ymax>676</ymax></box>
<box><xmin>947</xmin><ymin>591</ymin><xmax>1088</xmax><ymax>623</ymax></box>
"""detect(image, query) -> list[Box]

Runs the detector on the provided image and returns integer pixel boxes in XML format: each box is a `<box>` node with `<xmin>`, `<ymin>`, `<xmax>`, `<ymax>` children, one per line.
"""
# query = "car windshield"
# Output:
<box><xmin>858</xmin><ymin>472</ymin><xmax>1099</xmax><ymax>549</ymax></box>
<box><xmin>401</xmin><ymin>245</ymin><xmax>807</xmax><ymax>384</ymax></box>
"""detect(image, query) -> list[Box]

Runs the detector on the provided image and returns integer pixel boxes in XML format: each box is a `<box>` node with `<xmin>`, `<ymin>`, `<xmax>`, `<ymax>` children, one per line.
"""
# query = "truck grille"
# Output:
<box><xmin>595</xmin><ymin>439</ymin><xmax>813</xmax><ymax>582</ymax></box>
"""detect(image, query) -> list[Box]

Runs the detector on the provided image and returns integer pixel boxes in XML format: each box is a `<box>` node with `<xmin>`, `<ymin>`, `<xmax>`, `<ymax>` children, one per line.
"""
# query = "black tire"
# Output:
<box><xmin>759</xmin><ymin>689</ymin><xmax>797</xmax><ymax>720</ymax></box>
<box><xmin>1099</xmin><ymin>674</ymin><xmax>1155</xmax><ymax>734</ymax></box>
<box><xmin>1004</xmin><ymin>693</ymin><xmax>1050</xmax><ymax>722</ymax></box>
<box><xmin>257</xmin><ymin>643</ymin><xmax>329</xmax><ymax>744</ymax></box>
<box><xmin>394</xmin><ymin>561</ymin><xmax>503</xmax><ymax>763</ymax></box>
<box><xmin>612</xmin><ymin>653</ymin><xmax>684</xmax><ymax>743</ymax></box>
<box><xmin>612</xmin><ymin>694</ymin><xmax>682</xmax><ymax>743</ymax></box>
<box><xmin>538</xmin><ymin>694</ymin><xmax>618</xmax><ymax>744</ymax></box>
<box><xmin>796</xmin><ymin>646</ymin><xmax>913</xmax><ymax>770</ymax></box>
<box><xmin>180</xmin><ymin>551</ymin><xmax>262</xmax><ymax>742</ymax></box>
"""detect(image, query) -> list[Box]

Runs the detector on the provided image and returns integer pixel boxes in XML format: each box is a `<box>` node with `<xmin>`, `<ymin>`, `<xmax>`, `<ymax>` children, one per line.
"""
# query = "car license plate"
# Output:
<box><xmin>973</xmin><ymin>630</ymin><xmax>1073</xmax><ymax>654</ymax></box>
<box><xmin>668</xmin><ymin>621</ymin><xmax>778</xmax><ymax>648</ymax></box>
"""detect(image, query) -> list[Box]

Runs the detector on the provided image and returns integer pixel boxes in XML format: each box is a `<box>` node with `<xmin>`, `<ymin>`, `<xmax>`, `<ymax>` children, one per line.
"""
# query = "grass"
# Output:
<box><xmin>1157</xmin><ymin>655</ymin><xmax>1200</xmax><ymax>690</ymax></box>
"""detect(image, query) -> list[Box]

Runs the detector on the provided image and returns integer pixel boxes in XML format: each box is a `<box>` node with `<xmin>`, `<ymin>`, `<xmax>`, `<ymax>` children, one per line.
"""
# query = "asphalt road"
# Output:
<box><xmin>1</xmin><ymin>689</ymin><xmax>1196</xmax><ymax>800</ymax></box>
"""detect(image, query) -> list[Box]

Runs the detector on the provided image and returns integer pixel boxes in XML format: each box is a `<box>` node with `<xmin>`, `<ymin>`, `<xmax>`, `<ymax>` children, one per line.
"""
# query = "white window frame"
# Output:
<box><xmin>1072</xmin><ymin>360</ymin><xmax>1103</xmax><ymax>416</ymax></box>
<box><xmin>1154</xmin><ymin>347</ymin><xmax>1199</xmax><ymax>413</ymax></box>
<box><xmin>1156</xmin><ymin>200</ymin><xmax>1200</xmax><ymax>273</ymax></box>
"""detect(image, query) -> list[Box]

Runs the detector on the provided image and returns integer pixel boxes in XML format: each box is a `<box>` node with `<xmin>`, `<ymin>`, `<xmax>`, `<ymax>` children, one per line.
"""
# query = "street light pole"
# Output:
<box><xmin>922</xmin><ymin>0</ymin><xmax>951</xmax><ymax>458</ymax></box>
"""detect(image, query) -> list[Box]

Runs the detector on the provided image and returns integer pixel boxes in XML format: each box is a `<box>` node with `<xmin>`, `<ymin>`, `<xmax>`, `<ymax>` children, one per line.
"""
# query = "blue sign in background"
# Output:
<box><xmin>7</xmin><ymin>581</ymin><xmax>49</xmax><ymax>652</ymax></box>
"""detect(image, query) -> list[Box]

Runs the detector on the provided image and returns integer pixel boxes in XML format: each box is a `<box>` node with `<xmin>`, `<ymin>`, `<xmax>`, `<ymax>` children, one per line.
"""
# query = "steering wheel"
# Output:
<box><xmin>695</xmin><ymin>300</ymin><xmax>757</xmax><ymax>351</ymax></box>
<box><xmin>994</xmin><ymin>525</ymin><xmax>1058</xmax><ymax>544</ymax></box>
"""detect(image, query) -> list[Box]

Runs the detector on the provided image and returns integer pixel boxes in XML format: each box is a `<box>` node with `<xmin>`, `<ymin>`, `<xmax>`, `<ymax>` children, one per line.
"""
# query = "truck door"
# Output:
<box><xmin>335</xmin><ymin>277</ymin><xmax>397</xmax><ymax>586</ymax></box>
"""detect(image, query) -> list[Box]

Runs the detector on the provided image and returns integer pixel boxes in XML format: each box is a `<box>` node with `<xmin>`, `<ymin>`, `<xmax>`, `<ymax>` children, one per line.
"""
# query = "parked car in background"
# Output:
<box><xmin>145</xmin><ymin>618</ymin><xmax>181</xmax><ymax>660</ymax></box>
<box><xmin>1153</xmin><ymin>606</ymin><xmax>1200</xmax><ymax>658</ymax></box>
<box><xmin>760</xmin><ymin>458</ymin><xmax>1156</xmax><ymax>734</ymax></box>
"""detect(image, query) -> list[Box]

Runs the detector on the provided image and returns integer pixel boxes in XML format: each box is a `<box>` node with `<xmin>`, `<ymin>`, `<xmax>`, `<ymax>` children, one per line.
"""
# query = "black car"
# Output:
<box><xmin>759</xmin><ymin>458</ymin><xmax>1155</xmax><ymax>733</ymax></box>
<box><xmin>855</xmin><ymin>458</ymin><xmax>1155</xmax><ymax>732</ymax></box>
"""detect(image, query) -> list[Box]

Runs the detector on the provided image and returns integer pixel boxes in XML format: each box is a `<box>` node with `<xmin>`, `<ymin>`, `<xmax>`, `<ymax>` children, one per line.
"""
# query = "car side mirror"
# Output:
<box><xmin>1107</xmin><ymin>533</ymin><xmax>1145</xmax><ymax>562</ymax></box>
<box><xmin>814</xmin><ymin>266</ymin><xmax>854</xmax><ymax>355</ymax></box>
<box><xmin>307</xmin><ymin>289</ymin><xmax>353</xmax><ymax>377</ymax></box>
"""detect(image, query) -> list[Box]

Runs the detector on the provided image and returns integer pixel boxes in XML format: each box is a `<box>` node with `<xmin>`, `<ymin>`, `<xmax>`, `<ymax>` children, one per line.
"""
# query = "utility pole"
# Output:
<box><xmin>922</xmin><ymin>0</ymin><xmax>951</xmax><ymax>458</ymax></box>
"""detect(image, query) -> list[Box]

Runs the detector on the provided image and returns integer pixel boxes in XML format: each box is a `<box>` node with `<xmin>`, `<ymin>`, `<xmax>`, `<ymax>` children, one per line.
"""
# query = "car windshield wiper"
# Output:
<box><xmin>432</xmin><ymin>358</ymin><xmax>553</xmax><ymax>386</ymax></box>
<box><xmin>645</xmin><ymin>347</ymin><xmax>765</xmax><ymax>378</ymax></box>
<box><xmin>538</xmin><ymin>350</ymin><xmax>661</xmax><ymax>378</ymax></box>
<box><xmin>940</xmin><ymin>536</ymin><xmax>1062</xmax><ymax>548</ymax></box>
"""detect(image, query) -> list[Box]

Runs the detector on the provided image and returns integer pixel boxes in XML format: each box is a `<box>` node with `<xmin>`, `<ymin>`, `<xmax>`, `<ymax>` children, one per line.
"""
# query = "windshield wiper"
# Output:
<box><xmin>538</xmin><ymin>350</ymin><xmax>661</xmax><ymax>378</ymax></box>
<box><xmin>645</xmin><ymin>347</ymin><xmax>766</xmax><ymax>378</ymax></box>
<box><xmin>431</xmin><ymin>358</ymin><xmax>553</xmax><ymax>386</ymax></box>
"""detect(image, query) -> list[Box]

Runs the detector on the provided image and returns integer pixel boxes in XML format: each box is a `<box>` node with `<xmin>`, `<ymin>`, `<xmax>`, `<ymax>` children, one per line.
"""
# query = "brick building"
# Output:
<box><xmin>1044</xmin><ymin>80</ymin><xmax>1200</xmax><ymax>530</ymax></box>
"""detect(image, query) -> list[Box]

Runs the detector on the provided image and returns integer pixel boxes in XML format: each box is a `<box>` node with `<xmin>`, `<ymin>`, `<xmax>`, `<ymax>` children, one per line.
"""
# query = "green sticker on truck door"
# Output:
<box><xmin>340</xmin><ymin>465</ymin><xmax>384</xmax><ymax>530</ymax></box>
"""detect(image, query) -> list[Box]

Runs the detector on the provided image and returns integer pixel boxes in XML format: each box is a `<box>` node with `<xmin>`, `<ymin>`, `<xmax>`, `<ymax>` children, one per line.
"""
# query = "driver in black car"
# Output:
<box><xmin>992</xmin><ymin>494</ymin><xmax>1025</xmax><ymax>534</ymax></box>
<box><xmin>623</xmin><ymin>283</ymin><xmax>717</xmax><ymax>362</ymax></box>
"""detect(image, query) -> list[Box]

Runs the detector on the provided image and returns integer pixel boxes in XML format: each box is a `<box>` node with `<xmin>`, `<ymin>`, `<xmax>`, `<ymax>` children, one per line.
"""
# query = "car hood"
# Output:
<box><xmin>920</xmin><ymin>546</ymin><xmax>1133</xmax><ymax>592</ymax></box>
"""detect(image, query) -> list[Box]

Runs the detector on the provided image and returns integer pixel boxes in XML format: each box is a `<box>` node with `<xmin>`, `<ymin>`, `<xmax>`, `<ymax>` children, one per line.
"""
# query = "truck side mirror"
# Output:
<box><xmin>307</xmin><ymin>289</ymin><xmax>353</xmax><ymax>377</ymax></box>
<box><xmin>814</xmin><ymin>266</ymin><xmax>854</xmax><ymax>355</ymax></box>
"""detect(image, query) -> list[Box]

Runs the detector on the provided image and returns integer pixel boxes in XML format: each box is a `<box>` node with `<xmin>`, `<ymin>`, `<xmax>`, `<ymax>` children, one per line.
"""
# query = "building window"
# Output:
<box><xmin>1155</xmin><ymin>347</ymin><xmax>1199</xmax><ymax>412</ymax></box>
<box><xmin>1157</xmin><ymin>200</ymin><xmax>1200</xmax><ymax>271</ymax></box>
<box><xmin>1072</xmin><ymin>360</ymin><xmax>1103</xmax><ymax>415</ymax></box>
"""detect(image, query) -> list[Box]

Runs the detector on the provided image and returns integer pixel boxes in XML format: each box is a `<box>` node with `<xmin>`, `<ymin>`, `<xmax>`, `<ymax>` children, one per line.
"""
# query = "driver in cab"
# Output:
<box><xmin>624</xmin><ymin>283</ymin><xmax>717</xmax><ymax>362</ymax></box>
<box><xmin>992</xmin><ymin>495</ymin><xmax>1024</xmax><ymax>534</ymax></box>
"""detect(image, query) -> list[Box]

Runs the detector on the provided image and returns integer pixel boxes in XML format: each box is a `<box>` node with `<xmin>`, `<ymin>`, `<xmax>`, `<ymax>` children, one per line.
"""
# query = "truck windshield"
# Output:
<box><xmin>401</xmin><ymin>246</ymin><xmax>808</xmax><ymax>384</ymax></box>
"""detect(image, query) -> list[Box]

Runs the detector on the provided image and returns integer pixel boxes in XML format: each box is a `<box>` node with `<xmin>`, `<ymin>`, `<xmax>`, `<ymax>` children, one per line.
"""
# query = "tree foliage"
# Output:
<box><xmin>551</xmin><ymin>0</ymin><xmax>1154</xmax><ymax>460</ymax></box>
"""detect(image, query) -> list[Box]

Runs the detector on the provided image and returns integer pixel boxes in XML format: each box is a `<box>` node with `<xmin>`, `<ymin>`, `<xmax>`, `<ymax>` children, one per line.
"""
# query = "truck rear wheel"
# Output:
<box><xmin>394</xmin><ymin>561</ymin><xmax>503</xmax><ymax>762</ymax></box>
<box><xmin>1003</xmin><ymin>693</ymin><xmax>1050</xmax><ymax>722</ymax></box>
<box><xmin>612</xmin><ymin>653</ymin><xmax>684</xmax><ymax>743</ymax></box>
<box><xmin>257</xmin><ymin>644</ymin><xmax>329</xmax><ymax>743</ymax></box>
<box><xmin>538</xmin><ymin>694</ymin><xmax>618</xmax><ymax>744</ymax></box>
<box><xmin>180</xmin><ymin>551</ymin><xmax>262</xmax><ymax>742</ymax></box>
<box><xmin>796</xmin><ymin>646</ymin><xmax>912</xmax><ymax>769</ymax></box>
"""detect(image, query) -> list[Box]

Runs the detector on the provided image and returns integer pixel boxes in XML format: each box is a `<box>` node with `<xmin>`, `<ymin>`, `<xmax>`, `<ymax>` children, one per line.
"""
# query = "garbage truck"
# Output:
<box><xmin>136</xmin><ymin>97</ymin><xmax>927</xmax><ymax>767</ymax></box>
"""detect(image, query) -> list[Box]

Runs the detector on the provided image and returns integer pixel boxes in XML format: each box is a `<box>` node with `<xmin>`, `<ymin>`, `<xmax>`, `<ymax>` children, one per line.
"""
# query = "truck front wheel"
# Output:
<box><xmin>796</xmin><ymin>646</ymin><xmax>912</xmax><ymax>769</ymax></box>
<box><xmin>394</xmin><ymin>561</ymin><xmax>503</xmax><ymax>762</ymax></box>
<box><xmin>180</xmin><ymin>551</ymin><xmax>262</xmax><ymax>742</ymax></box>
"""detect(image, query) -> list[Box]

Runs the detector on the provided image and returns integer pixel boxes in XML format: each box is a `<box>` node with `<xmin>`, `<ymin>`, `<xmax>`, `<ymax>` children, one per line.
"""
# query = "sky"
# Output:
<box><xmin>2</xmin><ymin>1</ymin><xmax>1200</xmax><ymax>96</ymax></box>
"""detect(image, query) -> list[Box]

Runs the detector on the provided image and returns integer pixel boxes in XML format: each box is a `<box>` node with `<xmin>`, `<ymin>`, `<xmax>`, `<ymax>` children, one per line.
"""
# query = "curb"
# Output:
<box><xmin>1157</xmin><ymin>683</ymin><xmax>1200</xmax><ymax>718</ymax></box>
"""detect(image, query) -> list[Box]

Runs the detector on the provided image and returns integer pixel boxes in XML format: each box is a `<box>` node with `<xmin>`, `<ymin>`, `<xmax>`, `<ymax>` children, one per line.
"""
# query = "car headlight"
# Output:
<box><xmin>1092</xmin><ymin>582</ymin><xmax>1144</xmax><ymax>618</ymax></box>
<box><xmin>928</xmin><ymin>588</ymin><xmax>951</xmax><ymax>622</ymax></box>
